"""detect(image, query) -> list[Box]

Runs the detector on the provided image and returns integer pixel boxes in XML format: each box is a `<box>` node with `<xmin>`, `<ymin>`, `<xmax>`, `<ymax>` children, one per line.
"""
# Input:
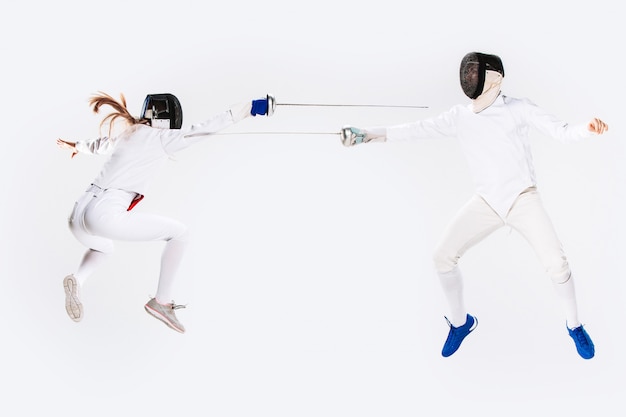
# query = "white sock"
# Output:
<box><xmin>438</xmin><ymin>267</ymin><xmax>467</xmax><ymax>327</ymax></box>
<box><xmin>155</xmin><ymin>233</ymin><xmax>188</xmax><ymax>303</ymax></box>
<box><xmin>553</xmin><ymin>274</ymin><xmax>581</xmax><ymax>329</ymax></box>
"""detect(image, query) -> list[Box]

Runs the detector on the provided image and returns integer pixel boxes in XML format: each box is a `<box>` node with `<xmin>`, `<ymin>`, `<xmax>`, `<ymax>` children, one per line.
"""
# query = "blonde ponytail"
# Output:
<box><xmin>89</xmin><ymin>92</ymin><xmax>149</xmax><ymax>136</ymax></box>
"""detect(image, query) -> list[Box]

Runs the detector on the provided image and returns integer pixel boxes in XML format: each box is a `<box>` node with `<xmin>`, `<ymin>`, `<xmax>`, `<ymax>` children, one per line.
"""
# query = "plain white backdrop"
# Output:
<box><xmin>1</xmin><ymin>1</ymin><xmax>624</xmax><ymax>416</ymax></box>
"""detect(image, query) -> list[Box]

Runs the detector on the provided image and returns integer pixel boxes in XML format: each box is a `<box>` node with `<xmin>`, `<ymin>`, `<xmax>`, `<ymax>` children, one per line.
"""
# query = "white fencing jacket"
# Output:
<box><xmin>75</xmin><ymin>110</ymin><xmax>235</xmax><ymax>197</ymax></box>
<box><xmin>386</xmin><ymin>94</ymin><xmax>594</xmax><ymax>218</ymax></box>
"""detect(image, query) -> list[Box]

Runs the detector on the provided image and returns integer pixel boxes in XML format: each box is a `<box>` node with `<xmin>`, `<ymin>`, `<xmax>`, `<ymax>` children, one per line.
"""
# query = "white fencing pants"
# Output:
<box><xmin>432</xmin><ymin>188</ymin><xmax>580</xmax><ymax>328</ymax></box>
<box><xmin>68</xmin><ymin>185</ymin><xmax>189</xmax><ymax>303</ymax></box>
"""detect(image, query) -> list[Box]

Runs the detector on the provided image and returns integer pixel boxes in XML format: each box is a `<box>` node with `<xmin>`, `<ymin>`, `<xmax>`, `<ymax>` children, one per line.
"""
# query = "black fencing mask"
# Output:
<box><xmin>460</xmin><ymin>52</ymin><xmax>505</xmax><ymax>99</ymax></box>
<box><xmin>140</xmin><ymin>93</ymin><xmax>183</xmax><ymax>129</ymax></box>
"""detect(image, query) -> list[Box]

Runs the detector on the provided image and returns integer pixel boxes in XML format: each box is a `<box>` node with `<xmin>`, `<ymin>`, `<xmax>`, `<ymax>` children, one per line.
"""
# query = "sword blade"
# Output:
<box><xmin>211</xmin><ymin>131</ymin><xmax>340</xmax><ymax>135</ymax></box>
<box><xmin>277</xmin><ymin>103</ymin><xmax>428</xmax><ymax>109</ymax></box>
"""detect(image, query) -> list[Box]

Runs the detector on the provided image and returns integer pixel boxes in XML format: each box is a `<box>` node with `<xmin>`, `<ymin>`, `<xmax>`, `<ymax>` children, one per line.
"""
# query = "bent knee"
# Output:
<box><xmin>171</xmin><ymin>224</ymin><xmax>190</xmax><ymax>242</ymax></box>
<box><xmin>433</xmin><ymin>246</ymin><xmax>459</xmax><ymax>274</ymax></box>
<box><xmin>548</xmin><ymin>259</ymin><xmax>571</xmax><ymax>284</ymax></box>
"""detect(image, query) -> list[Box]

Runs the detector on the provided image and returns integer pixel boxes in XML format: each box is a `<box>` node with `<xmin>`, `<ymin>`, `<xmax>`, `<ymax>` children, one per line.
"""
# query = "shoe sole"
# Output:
<box><xmin>144</xmin><ymin>304</ymin><xmax>185</xmax><ymax>333</ymax></box>
<box><xmin>63</xmin><ymin>275</ymin><xmax>83</xmax><ymax>322</ymax></box>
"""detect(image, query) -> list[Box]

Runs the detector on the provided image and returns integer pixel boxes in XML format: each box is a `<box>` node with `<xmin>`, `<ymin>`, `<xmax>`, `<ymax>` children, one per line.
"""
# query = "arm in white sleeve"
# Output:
<box><xmin>161</xmin><ymin>104</ymin><xmax>247</xmax><ymax>153</ymax></box>
<box><xmin>74</xmin><ymin>136</ymin><xmax>115</xmax><ymax>155</ymax></box>
<box><xmin>363</xmin><ymin>126</ymin><xmax>388</xmax><ymax>142</ymax></box>
<box><xmin>182</xmin><ymin>110</ymin><xmax>235</xmax><ymax>139</ymax></box>
<box><xmin>386</xmin><ymin>107</ymin><xmax>458</xmax><ymax>142</ymax></box>
<box><xmin>229</xmin><ymin>101</ymin><xmax>253</xmax><ymax>123</ymax></box>
<box><xmin>520</xmin><ymin>98</ymin><xmax>594</xmax><ymax>143</ymax></box>
<box><xmin>180</xmin><ymin>101</ymin><xmax>252</xmax><ymax>139</ymax></box>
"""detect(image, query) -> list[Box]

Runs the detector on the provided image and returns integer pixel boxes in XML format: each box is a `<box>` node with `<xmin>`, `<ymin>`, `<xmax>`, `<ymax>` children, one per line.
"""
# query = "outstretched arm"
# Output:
<box><xmin>56</xmin><ymin>138</ymin><xmax>78</xmax><ymax>158</ymax></box>
<box><xmin>341</xmin><ymin>108</ymin><xmax>459</xmax><ymax>147</ymax></box>
<box><xmin>588</xmin><ymin>118</ymin><xmax>609</xmax><ymax>134</ymax></box>
<box><xmin>163</xmin><ymin>96</ymin><xmax>272</xmax><ymax>153</ymax></box>
<box><xmin>56</xmin><ymin>136</ymin><xmax>115</xmax><ymax>157</ymax></box>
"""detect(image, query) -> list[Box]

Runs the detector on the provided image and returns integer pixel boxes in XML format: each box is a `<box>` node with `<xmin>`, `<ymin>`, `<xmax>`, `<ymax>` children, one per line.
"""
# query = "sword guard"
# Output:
<box><xmin>341</xmin><ymin>125</ymin><xmax>366</xmax><ymax>147</ymax></box>
<box><xmin>266</xmin><ymin>93</ymin><xmax>276</xmax><ymax>116</ymax></box>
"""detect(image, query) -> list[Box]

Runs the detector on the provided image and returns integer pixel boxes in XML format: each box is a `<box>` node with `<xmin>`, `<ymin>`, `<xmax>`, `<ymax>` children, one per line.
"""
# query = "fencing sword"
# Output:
<box><xmin>202</xmin><ymin>95</ymin><xmax>428</xmax><ymax>142</ymax></box>
<box><xmin>266</xmin><ymin>94</ymin><xmax>428</xmax><ymax>116</ymax></box>
<box><xmin>209</xmin><ymin>126</ymin><xmax>370</xmax><ymax>147</ymax></box>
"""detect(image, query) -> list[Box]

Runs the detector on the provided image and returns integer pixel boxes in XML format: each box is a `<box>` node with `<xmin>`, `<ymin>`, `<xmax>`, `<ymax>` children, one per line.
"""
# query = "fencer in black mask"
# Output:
<box><xmin>340</xmin><ymin>51</ymin><xmax>608</xmax><ymax>360</ymax></box>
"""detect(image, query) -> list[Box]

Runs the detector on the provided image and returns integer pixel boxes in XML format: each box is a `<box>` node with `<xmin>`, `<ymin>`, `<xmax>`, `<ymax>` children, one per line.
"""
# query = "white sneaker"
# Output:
<box><xmin>144</xmin><ymin>298</ymin><xmax>186</xmax><ymax>333</ymax></box>
<box><xmin>63</xmin><ymin>274</ymin><xmax>83</xmax><ymax>322</ymax></box>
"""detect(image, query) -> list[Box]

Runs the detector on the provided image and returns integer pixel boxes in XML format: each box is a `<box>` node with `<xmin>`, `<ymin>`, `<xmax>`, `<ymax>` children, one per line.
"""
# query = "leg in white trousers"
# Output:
<box><xmin>433</xmin><ymin>188</ymin><xmax>581</xmax><ymax>328</ymax></box>
<box><xmin>68</xmin><ymin>188</ymin><xmax>189</xmax><ymax>303</ymax></box>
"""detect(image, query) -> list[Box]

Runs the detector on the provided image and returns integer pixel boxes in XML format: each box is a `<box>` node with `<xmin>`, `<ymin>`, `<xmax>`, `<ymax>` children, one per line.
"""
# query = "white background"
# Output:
<box><xmin>1</xmin><ymin>1</ymin><xmax>624</xmax><ymax>416</ymax></box>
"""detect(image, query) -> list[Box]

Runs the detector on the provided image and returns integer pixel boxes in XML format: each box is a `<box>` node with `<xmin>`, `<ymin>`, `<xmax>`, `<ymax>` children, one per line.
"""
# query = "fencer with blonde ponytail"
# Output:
<box><xmin>57</xmin><ymin>89</ymin><xmax>271</xmax><ymax>333</ymax></box>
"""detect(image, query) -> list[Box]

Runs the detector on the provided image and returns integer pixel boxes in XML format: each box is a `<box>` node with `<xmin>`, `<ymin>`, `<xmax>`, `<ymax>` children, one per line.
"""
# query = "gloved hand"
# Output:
<box><xmin>251</xmin><ymin>98</ymin><xmax>268</xmax><ymax>116</ymax></box>
<box><xmin>341</xmin><ymin>125</ymin><xmax>367</xmax><ymax>146</ymax></box>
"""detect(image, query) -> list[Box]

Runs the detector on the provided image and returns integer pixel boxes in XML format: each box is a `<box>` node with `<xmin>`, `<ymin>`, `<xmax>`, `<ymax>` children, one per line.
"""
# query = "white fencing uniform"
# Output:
<box><xmin>68</xmin><ymin>108</ymin><xmax>241</xmax><ymax>303</ymax></box>
<box><xmin>385</xmin><ymin>94</ymin><xmax>597</xmax><ymax>328</ymax></box>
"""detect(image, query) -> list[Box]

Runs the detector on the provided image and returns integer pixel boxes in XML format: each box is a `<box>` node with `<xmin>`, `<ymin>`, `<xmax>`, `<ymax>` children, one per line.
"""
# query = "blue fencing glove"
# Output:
<box><xmin>251</xmin><ymin>98</ymin><xmax>268</xmax><ymax>116</ymax></box>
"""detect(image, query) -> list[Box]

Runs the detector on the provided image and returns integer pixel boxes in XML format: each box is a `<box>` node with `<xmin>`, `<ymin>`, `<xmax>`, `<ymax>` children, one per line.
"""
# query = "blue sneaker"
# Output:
<box><xmin>567</xmin><ymin>324</ymin><xmax>595</xmax><ymax>359</ymax></box>
<box><xmin>442</xmin><ymin>314</ymin><xmax>477</xmax><ymax>357</ymax></box>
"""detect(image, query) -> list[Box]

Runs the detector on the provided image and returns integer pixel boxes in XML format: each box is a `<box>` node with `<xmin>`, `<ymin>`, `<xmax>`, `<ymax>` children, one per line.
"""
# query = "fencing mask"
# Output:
<box><xmin>140</xmin><ymin>93</ymin><xmax>183</xmax><ymax>129</ymax></box>
<box><xmin>459</xmin><ymin>52</ymin><xmax>505</xmax><ymax>99</ymax></box>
